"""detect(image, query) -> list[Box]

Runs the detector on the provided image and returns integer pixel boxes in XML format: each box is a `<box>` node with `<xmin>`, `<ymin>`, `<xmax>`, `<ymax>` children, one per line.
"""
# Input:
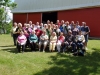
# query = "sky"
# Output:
<box><xmin>11</xmin><ymin>0</ymin><xmax>15</xmax><ymax>2</ymax></box>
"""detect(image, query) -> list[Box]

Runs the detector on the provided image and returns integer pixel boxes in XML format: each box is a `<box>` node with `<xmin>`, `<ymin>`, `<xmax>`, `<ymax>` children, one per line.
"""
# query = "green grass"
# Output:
<box><xmin>0</xmin><ymin>34</ymin><xmax>100</xmax><ymax>75</ymax></box>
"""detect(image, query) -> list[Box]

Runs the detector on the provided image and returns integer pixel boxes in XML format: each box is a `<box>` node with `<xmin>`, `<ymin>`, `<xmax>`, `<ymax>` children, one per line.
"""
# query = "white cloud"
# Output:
<box><xmin>5</xmin><ymin>7</ymin><xmax>13</xmax><ymax>23</ymax></box>
<box><xmin>0</xmin><ymin>6</ymin><xmax>13</xmax><ymax>23</ymax></box>
<box><xmin>6</xmin><ymin>11</ymin><xmax>13</xmax><ymax>23</ymax></box>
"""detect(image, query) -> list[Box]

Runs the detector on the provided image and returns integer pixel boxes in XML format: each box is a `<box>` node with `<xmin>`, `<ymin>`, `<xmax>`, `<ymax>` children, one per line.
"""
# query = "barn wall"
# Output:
<box><xmin>58</xmin><ymin>7</ymin><xmax>100</xmax><ymax>37</ymax></box>
<box><xmin>28</xmin><ymin>13</ymin><xmax>42</xmax><ymax>24</ymax></box>
<box><xmin>13</xmin><ymin>13</ymin><xmax>42</xmax><ymax>25</ymax></box>
<box><xmin>13</xmin><ymin>13</ymin><xmax>27</xmax><ymax>25</ymax></box>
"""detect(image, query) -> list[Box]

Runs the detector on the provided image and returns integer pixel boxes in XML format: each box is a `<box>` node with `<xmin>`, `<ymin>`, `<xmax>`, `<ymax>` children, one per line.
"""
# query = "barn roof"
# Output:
<box><xmin>12</xmin><ymin>0</ymin><xmax>100</xmax><ymax>13</ymax></box>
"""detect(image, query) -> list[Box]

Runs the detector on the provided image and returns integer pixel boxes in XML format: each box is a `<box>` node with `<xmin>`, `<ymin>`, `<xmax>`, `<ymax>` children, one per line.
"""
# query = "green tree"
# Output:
<box><xmin>0</xmin><ymin>0</ymin><xmax>17</xmax><ymax>34</ymax></box>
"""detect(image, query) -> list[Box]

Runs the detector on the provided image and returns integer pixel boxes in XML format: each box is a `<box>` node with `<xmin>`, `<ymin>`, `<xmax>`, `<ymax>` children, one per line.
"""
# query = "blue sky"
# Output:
<box><xmin>11</xmin><ymin>0</ymin><xmax>15</xmax><ymax>2</ymax></box>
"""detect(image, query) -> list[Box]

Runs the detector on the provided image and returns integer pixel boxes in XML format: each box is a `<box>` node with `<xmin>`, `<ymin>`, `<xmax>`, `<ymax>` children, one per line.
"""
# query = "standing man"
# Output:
<box><xmin>70</xmin><ymin>21</ymin><xmax>75</xmax><ymax>30</ymax></box>
<box><xmin>76</xmin><ymin>21</ymin><xmax>81</xmax><ymax>31</ymax></box>
<box><xmin>81</xmin><ymin>22</ymin><xmax>90</xmax><ymax>50</ymax></box>
<box><xmin>63</xmin><ymin>21</ymin><xmax>71</xmax><ymax>36</ymax></box>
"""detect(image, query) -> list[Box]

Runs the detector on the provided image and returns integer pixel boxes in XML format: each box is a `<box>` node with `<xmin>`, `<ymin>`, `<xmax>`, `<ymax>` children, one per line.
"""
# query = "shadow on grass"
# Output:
<box><xmin>1</xmin><ymin>47</ymin><xmax>33</xmax><ymax>53</ymax></box>
<box><xmin>34</xmin><ymin>51</ymin><xmax>100</xmax><ymax>75</ymax></box>
<box><xmin>1</xmin><ymin>48</ymin><xmax>19</xmax><ymax>54</ymax></box>
<box><xmin>92</xmin><ymin>48</ymin><xmax>100</xmax><ymax>51</ymax></box>
<box><xmin>0</xmin><ymin>45</ymin><xmax>15</xmax><ymax>47</ymax></box>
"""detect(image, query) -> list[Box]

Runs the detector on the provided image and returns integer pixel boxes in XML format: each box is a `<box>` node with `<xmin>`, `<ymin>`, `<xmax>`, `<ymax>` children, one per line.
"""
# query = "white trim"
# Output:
<box><xmin>12</xmin><ymin>0</ymin><xmax>100</xmax><ymax>13</ymax></box>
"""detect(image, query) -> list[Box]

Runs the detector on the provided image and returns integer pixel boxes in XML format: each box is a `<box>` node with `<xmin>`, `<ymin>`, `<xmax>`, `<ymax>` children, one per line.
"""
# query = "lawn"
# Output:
<box><xmin>0</xmin><ymin>34</ymin><xmax>100</xmax><ymax>75</ymax></box>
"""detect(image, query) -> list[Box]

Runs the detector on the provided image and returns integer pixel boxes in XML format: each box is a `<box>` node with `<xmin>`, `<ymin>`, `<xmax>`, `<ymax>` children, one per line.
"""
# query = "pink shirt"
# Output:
<box><xmin>17</xmin><ymin>35</ymin><xmax>27</xmax><ymax>45</ymax></box>
<box><xmin>28</xmin><ymin>28</ymin><xmax>32</xmax><ymax>34</ymax></box>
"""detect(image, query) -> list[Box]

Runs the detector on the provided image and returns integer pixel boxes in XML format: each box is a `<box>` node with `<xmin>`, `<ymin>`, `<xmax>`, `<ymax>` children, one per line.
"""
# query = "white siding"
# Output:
<box><xmin>12</xmin><ymin>0</ymin><xmax>100</xmax><ymax>13</ymax></box>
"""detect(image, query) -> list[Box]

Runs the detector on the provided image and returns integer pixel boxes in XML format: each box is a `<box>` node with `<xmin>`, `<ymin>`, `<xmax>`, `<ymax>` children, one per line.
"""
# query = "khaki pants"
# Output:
<box><xmin>49</xmin><ymin>42</ymin><xmax>56</xmax><ymax>51</ymax></box>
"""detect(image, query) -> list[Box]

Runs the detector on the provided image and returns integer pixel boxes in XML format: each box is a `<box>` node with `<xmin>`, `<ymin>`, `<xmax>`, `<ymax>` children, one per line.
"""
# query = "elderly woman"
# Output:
<box><xmin>29</xmin><ymin>30</ymin><xmax>38</xmax><ymax>51</ymax></box>
<box><xmin>25</xmin><ymin>24</ymin><xmax>32</xmax><ymax>34</ymax></box>
<box><xmin>17</xmin><ymin>30</ymin><xmax>27</xmax><ymax>53</ymax></box>
<box><xmin>15</xmin><ymin>23</ymin><xmax>23</xmax><ymax>38</ymax></box>
<box><xmin>23</xmin><ymin>23</ymin><xmax>27</xmax><ymax>31</ymax></box>
<box><xmin>56</xmin><ymin>32</ymin><xmax>65</xmax><ymax>52</ymax></box>
<box><xmin>42</xmin><ymin>24</ymin><xmax>48</xmax><ymax>31</ymax></box>
<box><xmin>75</xmin><ymin>31</ymin><xmax>85</xmax><ymax>55</ymax></box>
<box><xmin>49</xmin><ymin>32</ymin><xmax>57</xmax><ymax>52</ymax></box>
<box><xmin>11</xmin><ymin>22</ymin><xmax>18</xmax><ymax>46</ymax></box>
<box><xmin>31</xmin><ymin>24</ymin><xmax>35</xmax><ymax>30</ymax></box>
<box><xmin>39</xmin><ymin>31</ymin><xmax>49</xmax><ymax>52</ymax></box>
<box><xmin>34</xmin><ymin>22</ymin><xmax>40</xmax><ymax>30</ymax></box>
<box><xmin>40</xmin><ymin>23</ymin><xmax>44</xmax><ymax>30</ymax></box>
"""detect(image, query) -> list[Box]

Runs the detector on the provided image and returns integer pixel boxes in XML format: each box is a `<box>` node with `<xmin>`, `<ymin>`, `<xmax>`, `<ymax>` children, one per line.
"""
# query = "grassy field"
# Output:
<box><xmin>0</xmin><ymin>34</ymin><xmax>100</xmax><ymax>75</ymax></box>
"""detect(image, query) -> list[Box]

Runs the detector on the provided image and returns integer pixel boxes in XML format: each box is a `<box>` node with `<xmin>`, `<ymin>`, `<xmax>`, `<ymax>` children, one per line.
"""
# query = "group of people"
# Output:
<box><xmin>11</xmin><ymin>20</ymin><xmax>90</xmax><ymax>56</ymax></box>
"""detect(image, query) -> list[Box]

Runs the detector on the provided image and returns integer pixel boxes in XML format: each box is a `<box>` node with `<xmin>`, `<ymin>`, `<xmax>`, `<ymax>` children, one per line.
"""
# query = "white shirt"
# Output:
<box><xmin>40</xmin><ymin>34</ymin><xmax>48</xmax><ymax>41</ymax></box>
<box><xmin>12</xmin><ymin>26</ymin><xmax>17</xmax><ymax>34</ymax></box>
<box><xmin>34</xmin><ymin>25</ymin><xmax>38</xmax><ymax>30</ymax></box>
<box><xmin>77</xmin><ymin>35</ymin><xmax>85</xmax><ymax>42</ymax></box>
<box><xmin>56</xmin><ymin>29</ymin><xmax>61</xmax><ymax>33</ymax></box>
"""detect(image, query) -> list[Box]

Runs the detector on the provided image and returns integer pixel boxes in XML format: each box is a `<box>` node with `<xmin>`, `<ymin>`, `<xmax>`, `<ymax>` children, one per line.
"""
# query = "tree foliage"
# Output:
<box><xmin>0</xmin><ymin>0</ymin><xmax>17</xmax><ymax>34</ymax></box>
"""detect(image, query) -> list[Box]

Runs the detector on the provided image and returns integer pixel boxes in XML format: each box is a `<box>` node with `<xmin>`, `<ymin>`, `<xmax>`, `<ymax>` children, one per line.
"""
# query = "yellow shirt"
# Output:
<box><xmin>50</xmin><ymin>36</ymin><xmax>57</xmax><ymax>43</ymax></box>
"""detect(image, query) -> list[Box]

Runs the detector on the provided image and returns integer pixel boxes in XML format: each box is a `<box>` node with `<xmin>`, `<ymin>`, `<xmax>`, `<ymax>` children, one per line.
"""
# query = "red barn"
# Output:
<box><xmin>12</xmin><ymin>0</ymin><xmax>100</xmax><ymax>37</ymax></box>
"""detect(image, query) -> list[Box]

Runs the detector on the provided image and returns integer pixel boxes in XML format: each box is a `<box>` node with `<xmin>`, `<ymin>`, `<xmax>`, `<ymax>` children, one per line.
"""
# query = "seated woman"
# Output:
<box><xmin>39</xmin><ymin>31</ymin><xmax>49</xmax><ymax>52</ymax></box>
<box><xmin>49</xmin><ymin>32</ymin><xmax>57</xmax><ymax>52</ymax></box>
<box><xmin>29</xmin><ymin>30</ymin><xmax>38</xmax><ymax>51</ymax></box>
<box><xmin>75</xmin><ymin>31</ymin><xmax>85</xmax><ymax>55</ymax></box>
<box><xmin>56</xmin><ymin>32</ymin><xmax>65</xmax><ymax>52</ymax></box>
<box><xmin>17</xmin><ymin>30</ymin><xmax>27</xmax><ymax>53</ymax></box>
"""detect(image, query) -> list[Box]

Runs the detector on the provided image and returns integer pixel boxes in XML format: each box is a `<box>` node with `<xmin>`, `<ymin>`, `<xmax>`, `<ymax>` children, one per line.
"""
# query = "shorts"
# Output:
<box><xmin>84</xmin><ymin>35</ymin><xmax>89</xmax><ymax>42</ymax></box>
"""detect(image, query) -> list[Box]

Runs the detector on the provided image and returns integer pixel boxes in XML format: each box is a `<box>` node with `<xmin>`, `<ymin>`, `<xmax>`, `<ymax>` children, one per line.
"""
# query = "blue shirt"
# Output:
<box><xmin>59</xmin><ymin>25</ymin><xmax>64</xmax><ymax>32</ymax></box>
<box><xmin>81</xmin><ymin>26</ymin><xmax>90</xmax><ymax>36</ymax></box>
<box><xmin>29</xmin><ymin>34</ymin><xmax>38</xmax><ymax>43</ymax></box>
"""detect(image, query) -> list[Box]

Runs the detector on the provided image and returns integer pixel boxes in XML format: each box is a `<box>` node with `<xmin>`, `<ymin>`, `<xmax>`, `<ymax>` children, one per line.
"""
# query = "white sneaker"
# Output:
<box><xmin>43</xmin><ymin>50</ymin><xmax>45</xmax><ymax>52</ymax></box>
<box><xmin>85</xmin><ymin>47</ymin><xmax>88</xmax><ymax>50</ymax></box>
<box><xmin>39</xmin><ymin>49</ymin><xmax>40</xmax><ymax>52</ymax></box>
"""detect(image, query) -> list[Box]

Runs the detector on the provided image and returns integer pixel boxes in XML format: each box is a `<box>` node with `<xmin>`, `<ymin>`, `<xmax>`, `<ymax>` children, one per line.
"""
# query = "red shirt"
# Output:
<box><xmin>58</xmin><ymin>36</ymin><xmax>65</xmax><ymax>43</ymax></box>
<box><xmin>35</xmin><ymin>29</ymin><xmax>43</xmax><ymax>38</ymax></box>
